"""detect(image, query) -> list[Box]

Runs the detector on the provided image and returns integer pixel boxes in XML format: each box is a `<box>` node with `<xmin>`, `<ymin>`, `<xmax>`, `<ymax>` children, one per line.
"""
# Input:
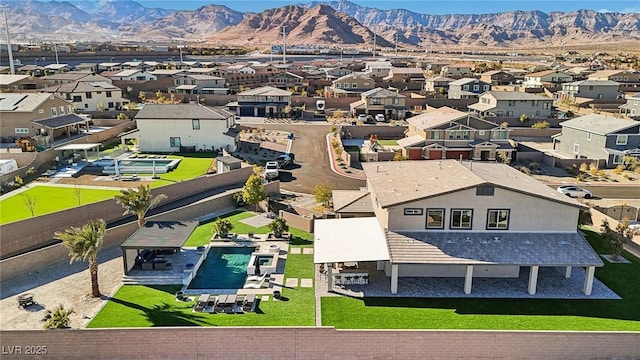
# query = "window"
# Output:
<box><xmin>451</xmin><ymin>209</ymin><xmax>473</xmax><ymax>229</ymax></box>
<box><xmin>86</xmin><ymin>92</ymin><xmax>92</xmax><ymax>99</ymax></box>
<box><xmin>107</xmin><ymin>102</ymin><xmax>114</xmax><ymax>109</ymax></box>
<box><xmin>613</xmin><ymin>154</ymin><xmax>624</xmax><ymax>164</ymax></box>
<box><xmin>483</xmin><ymin>85</ymin><xmax>490</xmax><ymax>91</ymax></box>
<box><xmin>344</xmin><ymin>83</ymin><xmax>350</xmax><ymax>89</ymax></box>
<box><xmin>404</xmin><ymin>208</ymin><xmax>423</xmax><ymax>216</ymax></box>
<box><xmin>463</xmin><ymin>85</ymin><xmax>469</xmax><ymax>91</ymax></box>
<box><xmin>170</xmin><ymin>137</ymin><xmax>181</xmax><ymax>147</ymax></box>
<box><xmin>616</xmin><ymin>135</ymin><xmax>628</xmax><ymax>145</ymax></box>
<box><xmin>531</xmin><ymin>100</ymin><xmax>539</xmax><ymax>106</ymax></box>
<box><xmin>426</xmin><ymin>209</ymin><xmax>444</xmax><ymax>229</ymax></box>
<box><xmin>372</xmin><ymin>98</ymin><xmax>381</xmax><ymax>105</ymax></box>
<box><xmin>587</xmin><ymin>132</ymin><xmax>592</xmax><ymax>141</ymax></box>
<box><xmin>192</xmin><ymin>119</ymin><xmax>200</xmax><ymax>130</ymax></box>
<box><xmin>38</xmin><ymin>109</ymin><xmax>44</xmax><ymax>114</ymax></box>
<box><xmin>335</xmin><ymin>83</ymin><xmax>341</xmax><ymax>88</ymax></box>
<box><xmin>67</xmin><ymin>105</ymin><xmax>73</xmax><ymax>113</ymax></box>
<box><xmin>392</xmin><ymin>98</ymin><xmax>398</xmax><ymax>105</ymax></box>
<box><xmin>51</xmin><ymin>107</ymin><xmax>57</xmax><ymax>116</ymax></box>
<box><xmin>473</xmin><ymin>84</ymin><xmax>479</xmax><ymax>91</ymax></box>
<box><xmin>431</xmin><ymin>131</ymin><xmax>441</xmax><ymax>140</ymax></box>
<box><xmin>478</xmin><ymin>130</ymin><xmax>485</xmax><ymax>135</ymax></box>
<box><xmin>573</xmin><ymin>144</ymin><xmax>580</xmax><ymax>154</ymax></box>
<box><xmin>106</xmin><ymin>91</ymin><xmax>112</xmax><ymax>98</ymax></box>
<box><xmin>506</xmin><ymin>111</ymin><xmax>513</xmax><ymax>117</ymax></box>
<box><xmin>59</xmin><ymin>106</ymin><xmax>65</xmax><ymax>114</ymax></box>
<box><xmin>15</xmin><ymin>128</ymin><xmax>29</xmax><ymax>134</ymax></box>
<box><xmin>352</xmin><ymin>83</ymin><xmax>357</xmax><ymax>89</ymax></box>
<box><xmin>476</xmin><ymin>185</ymin><xmax>494</xmax><ymax>196</ymax></box>
<box><xmin>543</xmin><ymin>102</ymin><xmax>550</xmax><ymax>109</ymax></box>
<box><xmin>507</xmin><ymin>100</ymin><xmax>515</xmax><ymax>107</ymax></box>
<box><xmin>73</xmin><ymin>95</ymin><xmax>82</xmax><ymax>102</ymax></box>
<box><xmin>487</xmin><ymin>209</ymin><xmax>509</xmax><ymax>230</ymax></box>
<box><xmin>448</xmin><ymin>130</ymin><xmax>470</xmax><ymax>140</ymax></box>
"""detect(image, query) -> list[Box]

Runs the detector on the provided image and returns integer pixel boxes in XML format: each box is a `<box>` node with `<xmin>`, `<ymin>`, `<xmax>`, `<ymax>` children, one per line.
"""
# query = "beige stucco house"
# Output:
<box><xmin>329</xmin><ymin>73</ymin><xmax>375</xmax><ymax>97</ymax></box>
<box><xmin>349</xmin><ymin>87</ymin><xmax>406</xmax><ymax>119</ymax></box>
<box><xmin>0</xmin><ymin>93</ymin><xmax>74</xmax><ymax>141</ymax></box>
<box><xmin>314</xmin><ymin>160</ymin><xmax>603</xmax><ymax>296</ymax></box>
<box><xmin>468</xmin><ymin>91</ymin><xmax>553</xmax><ymax>119</ymax></box>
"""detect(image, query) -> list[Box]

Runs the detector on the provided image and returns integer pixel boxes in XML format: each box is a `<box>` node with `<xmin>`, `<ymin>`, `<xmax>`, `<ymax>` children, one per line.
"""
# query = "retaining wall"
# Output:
<box><xmin>0</xmin><ymin>328</ymin><xmax>638</xmax><ymax>359</ymax></box>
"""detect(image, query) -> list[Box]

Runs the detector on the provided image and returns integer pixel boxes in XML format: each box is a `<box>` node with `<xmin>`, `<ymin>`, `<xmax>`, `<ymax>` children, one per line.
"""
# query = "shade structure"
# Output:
<box><xmin>313</xmin><ymin>217</ymin><xmax>390</xmax><ymax>264</ymax></box>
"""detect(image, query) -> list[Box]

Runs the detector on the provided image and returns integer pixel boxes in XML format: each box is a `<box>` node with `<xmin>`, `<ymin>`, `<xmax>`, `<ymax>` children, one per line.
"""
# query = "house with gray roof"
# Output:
<box><xmin>468</xmin><ymin>91</ymin><xmax>553</xmax><ymax>119</ymax></box>
<box><xmin>400</xmin><ymin>106</ymin><xmax>513</xmax><ymax>161</ymax></box>
<box><xmin>172</xmin><ymin>74</ymin><xmax>227</xmax><ymax>95</ymax></box>
<box><xmin>0</xmin><ymin>93</ymin><xmax>74</xmax><ymax>143</ymax></box>
<box><xmin>349</xmin><ymin>87</ymin><xmax>406</xmax><ymax>119</ymax></box>
<box><xmin>619</xmin><ymin>93</ymin><xmax>640</xmax><ymax>118</ymax></box>
<box><xmin>448</xmin><ymin>78</ymin><xmax>491</xmax><ymax>99</ymax></box>
<box><xmin>235</xmin><ymin>86</ymin><xmax>292</xmax><ymax>117</ymax></box>
<box><xmin>43</xmin><ymin>81</ymin><xmax>128</xmax><ymax>111</ymax></box>
<box><xmin>313</xmin><ymin>160</ymin><xmax>603</xmax><ymax>296</ymax></box>
<box><xmin>552</xmin><ymin>114</ymin><xmax>640</xmax><ymax>167</ymax></box>
<box><xmin>133</xmin><ymin>103</ymin><xmax>237</xmax><ymax>153</ymax></box>
<box><xmin>557</xmin><ymin>80</ymin><xmax>621</xmax><ymax>102</ymax></box>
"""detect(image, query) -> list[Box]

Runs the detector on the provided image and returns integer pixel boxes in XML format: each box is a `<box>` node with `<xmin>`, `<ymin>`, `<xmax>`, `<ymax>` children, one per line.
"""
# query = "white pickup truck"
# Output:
<box><xmin>264</xmin><ymin>161</ymin><xmax>279</xmax><ymax>180</ymax></box>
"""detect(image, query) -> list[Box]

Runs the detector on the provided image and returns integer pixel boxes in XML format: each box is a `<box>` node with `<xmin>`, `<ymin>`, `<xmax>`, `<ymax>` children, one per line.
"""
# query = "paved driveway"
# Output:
<box><xmin>245</xmin><ymin>123</ymin><xmax>365</xmax><ymax>194</ymax></box>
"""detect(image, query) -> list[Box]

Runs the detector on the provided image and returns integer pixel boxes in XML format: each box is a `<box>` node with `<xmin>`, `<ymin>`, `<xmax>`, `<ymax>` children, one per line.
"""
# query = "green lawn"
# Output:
<box><xmin>183</xmin><ymin>210</ymin><xmax>314</xmax><ymax>248</ymax></box>
<box><xmin>377</xmin><ymin>140</ymin><xmax>398</xmax><ymax>146</ymax></box>
<box><xmin>149</xmin><ymin>153</ymin><xmax>215</xmax><ymax>189</ymax></box>
<box><xmin>0</xmin><ymin>186</ymin><xmax>121</xmax><ymax>225</ymax></box>
<box><xmin>322</xmin><ymin>228</ymin><xmax>640</xmax><ymax>331</ymax></box>
<box><xmin>87</xmin><ymin>252</ymin><xmax>315</xmax><ymax>327</ymax></box>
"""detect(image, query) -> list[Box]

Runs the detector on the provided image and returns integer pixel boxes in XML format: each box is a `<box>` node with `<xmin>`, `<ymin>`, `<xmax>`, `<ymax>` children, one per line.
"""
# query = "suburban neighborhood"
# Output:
<box><xmin>1</xmin><ymin>0</ymin><xmax>640</xmax><ymax>358</ymax></box>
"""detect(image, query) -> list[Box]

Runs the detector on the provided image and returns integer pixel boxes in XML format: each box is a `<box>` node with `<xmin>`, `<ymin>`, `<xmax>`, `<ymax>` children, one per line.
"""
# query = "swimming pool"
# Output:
<box><xmin>97</xmin><ymin>158</ymin><xmax>181</xmax><ymax>174</ymax></box>
<box><xmin>187</xmin><ymin>246</ymin><xmax>256</xmax><ymax>290</ymax></box>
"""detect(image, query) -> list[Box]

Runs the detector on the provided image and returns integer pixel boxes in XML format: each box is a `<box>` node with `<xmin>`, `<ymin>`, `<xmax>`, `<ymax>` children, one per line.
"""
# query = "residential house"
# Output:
<box><xmin>330</xmin><ymin>73</ymin><xmax>375</xmax><ymax>97</ymax></box>
<box><xmin>235</xmin><ymin>86</ymin><xmax>292</xmax><ymax>117</ymax></box>
<box><xmin>440</xmin><ymin>63</ymin><xmax>473</xmax><ymax>78</ymax></box>
<box><xmin>588</xmin><ymin>70</ymin><xmax>640</xmax><ymax>92</ymax></box>
<box><xmin>314</xmin><ymin>160</ymin><xmax>602</xmax><ymax>296</ymax></box>
<box><xmin>148</xmin><ymin>69</ymin><xmax>185</xmax><ymax>78</ymax></box>
<box><xmin>0</xmin><ymin>93</ymin><xmax>74</xmax><ymax>141</ymax></box>
<box><xmin>522</xmin><ymin>70</ymin><xmax>573</xmax><ymax>89</ymax></box>
<box><xmin>120</xmin><ymin>61</ymin><xmax>143</xmax><ymax>70</ymax></box>
<box><xmin>479</xmin><ymin>70</ymin><xmax>515</xmax><ymax>86</ymax></box>
<box><xmin>349</xmin><ymin>87</ymin><xmax>406</xmax><ymax>119</ymax></box>
<box><xmin>557</xmin><ymin>80</ymin><xmax>621</xmax><ymax>101</ymax></box>
<box><xmin>107</xmin><ymin>69</ymin><xmax>157</xmax><ymax>82</ymax></box>
<box><xmin>399</xmin><ymin>106</ymin><xmax>512</xmax><ymax>161</ymax></box>
<box><xmin>423</xmin><ymin>62</ymin><xmax>450</xmax><ymax>75</ymax></box>
<box><xmin>97</xmin><ymin>62</ymin><xmax>122</xmax><ymax>72</ymax></box>
<box><xmin>619</xmin><ymin>93</ymin><xmax>640</xmax><ymax>118</ymax></box>
<box><xmin>172</xmin><ymin>74</ymin><xmax>227</xmax><ymax>95</ymax></box>
<box><xmin>43</xmin><ymin>81</ymin><xmax>128</xmax><ymax>111</ymax></box>
<box><xmin>225</xmin><ymin>64</ymin><xmax>257</xmax><ymax>74</ymax></box>
<box><xmin>0</xmin><ymin>74</ymin><xmax>51</xmax><ymax>91</ymax></box>
<box><xmin>133</xmin><ymin>103</ymin><xmax>237</xmax><ymax>153</ymax></box>
<box><xmin>364</xmin><ymin>61</ymin><xmax>392</xmax><ymax>78</ymax></box>
<box><xmin>332</xmin><ymin>190</ymin><xmax>375</xmax><ymax>218</ymax></box>
<box><xmin>268</xmin><ymin>72</ymin><xmax>303</xmax><ymax>89</ymax></box>
<box><xmin>43</xmin><ymin>63</ymin><xmax>71</xmax><ymax>75</ymax></box>
<box><xmin>553</xmin><ymin>114</ymin><xmax>640</xmax><ymax>167</ymax></box>
<box><xmin>16</xmin><ymin>65</ymin><xmax>45</xmax><ymax>77</ymax></box>
<box><xmin>448</xmin><ymin>78</ymin><xmax>491</xmax><ymax>99</ymax></box>
<box><xmin>424</xmin><ymin>76</ymin><xmax>453</xmax><ymax>93</ymax></box>
<box><xmin>383</xmin><ymin>67</ymin><xmax>426</xmax><ymax>84</ymax></box>
<box><xmin>184</xmin><ymin>68</ymin><xmax>219</xmax><ymax>76</ymax></box>
<box><xmin>42</xmin><ymin>72</ymin><xmax>112</xmax><ymax>85</ymax></box>
<box><xmin>468</xmin><ymin>91</ymin><xmax>553</xmax><ymax>119</ymax></box>
<box><xmin>324</xmin><ymin>67</ymin><xmax>353</xmax><ymax>79</ymax></box>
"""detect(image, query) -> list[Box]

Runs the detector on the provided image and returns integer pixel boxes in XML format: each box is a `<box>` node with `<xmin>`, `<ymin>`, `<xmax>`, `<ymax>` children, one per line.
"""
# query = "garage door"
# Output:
<box><xmin>446</xmin><ymin>151</ymin><xmax>469</xmax><ymax>160</ymax></box>
<box><xmin>429</xmin><ymin>150</ymin><xmax>443</xmax><ymax>160</ymax></box>
<box><xmin>408</xmin><ymin>148</ymin><xmax>422</xmax><ymax>160</ymax></box>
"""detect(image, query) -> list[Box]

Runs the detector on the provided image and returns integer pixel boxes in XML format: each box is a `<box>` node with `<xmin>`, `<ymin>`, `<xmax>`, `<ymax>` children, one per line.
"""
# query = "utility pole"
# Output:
<box><xmin>281</xmin><ymin>25</ymin><xmax>287</xmax><ymax>64</ymax></box>
<box><xmin>395</xmin><ymin>32</ymin><xmax>398</xmax><ymax>57</ymax></box>
<box><xmin>1</xmin><ymin>5</ymin><xmax>15</xmax><ymax>74</ymax></box>
<box><xmin>178</xmin><ymin>41</ymin><xmax>183</xmax><ymax>64</ymax></box>
<box><xmin>54</xmin><ymin>42</ymin><xmax>59</xmax><ymax>65</ymax></box>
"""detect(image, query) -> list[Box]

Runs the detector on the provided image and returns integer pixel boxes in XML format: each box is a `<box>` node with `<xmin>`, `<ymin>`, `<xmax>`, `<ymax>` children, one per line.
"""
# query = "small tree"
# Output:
<box><xmin>74</xmin><ymin>180</ymin><xmax>82</xmax><ymax>206</ymax></box>
<box><xmin>438</xmin><ymin>87</ymin><xmax>446</xmax><ymax>97</ymax></box>
<box><xmin>42</xmin><ymin>304</ymin><xmax>74</xmax><ymax>330</ymax></box>
<box><xmin>211</xmin><ymin>218</ymin><xmax>234</xmax><ymax>238</ymax></box>
<box><xmin>532</xmin><ymin>120</ymin><xmax>550</xmax><ymax>129</ymax></box>
<box><xmin>21</xmin><ymin>193</ymin><xmax>37</xmax><ymax>217</ymax></box>
<box><xmin>519</xmin><ymin>114</ymin><xmax>530</xmax><ymax>123</ymax></box>
<box><xmin>97</xmin><ymin>102</ymin><xmax>106</xmax><ymax>111</ymax></box>
<box><xmin>138</xmin><ymin>91</ymin><xmax>146</xmax><ymax>102</ymax></box>
<box><xmin>600</xmin><ymin>218</ymin><xmax>639</xmax><ymax>261</ymax></box>
<box><xmin>496</xmin><ymin>151</ymin><xmax>511</xmax><ymax>165</ymax></box>
<box><xmin>241</xmin><ymin>173</ymin><xmax>267</xmax><ymax>212</ymax></box>
<box><xmin>114</xmin><ymin>185</ymin><xmax>167</xmax><ymax>228</ymax></box>
<box><xmin>13</xmin><ymin>175</ymin><xmax>24</xmax><ymax>188</ymax></box>
<box><xmin>284</xmin><ymin>105</ymin><xmax>292</xmax><ymax>117</ymax></box>
<box><xmin>125</xmin><ymin>102</ymin><xmax>138</xmax><ymax>111</ymax></box>
<box><xmin>117</xmin><ymin>113</ymin><xmax>128</xmax><ymax>120</ymax></box>
<box><xmin>313</xmin><ymin>183</ymin><xmax>333</xmax><ymax>207</ymax></box>
<box><xmin>268</xmin><ymin>217</ymin><xmax>289</xmax><ymax>238</ymax></box>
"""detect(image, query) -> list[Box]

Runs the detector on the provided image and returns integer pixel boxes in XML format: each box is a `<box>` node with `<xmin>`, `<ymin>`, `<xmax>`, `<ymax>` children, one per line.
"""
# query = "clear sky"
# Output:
<box><xmin>136</xmin><ymin>0</ymin><xmax>640</xmax><ymax>14</ymax></box>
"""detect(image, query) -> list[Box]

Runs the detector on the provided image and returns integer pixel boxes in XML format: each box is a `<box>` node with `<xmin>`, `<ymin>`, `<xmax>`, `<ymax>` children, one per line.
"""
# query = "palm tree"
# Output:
<box><xmin>114</xmin><ymin>185</ymin><xmax>167</xmax><ymax>228</ymax></box>
<box><xmin>55</xmin><ymin>219</ymin><xmax>106</xmax><ymax>298</ymax></box>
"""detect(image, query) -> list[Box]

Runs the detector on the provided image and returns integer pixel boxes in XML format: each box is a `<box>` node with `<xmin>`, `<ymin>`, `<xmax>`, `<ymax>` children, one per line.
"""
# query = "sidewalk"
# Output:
<box><xmin>325</xmin><ymin>133</ymin><xmax>366</xmax><ymax>181</ymax></box>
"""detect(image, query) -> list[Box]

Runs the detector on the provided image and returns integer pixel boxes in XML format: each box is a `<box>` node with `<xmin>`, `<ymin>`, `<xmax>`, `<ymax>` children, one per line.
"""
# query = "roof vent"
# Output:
<box><xmin>480</xmin><ymin>239</ymin><xmax>491</xmax><ymax>245</ymax></box>
<box><xmin>445</xmin><ymin>239</ymin><xmax>455</xmax><ymax>244</ymax></box>
<box><xmin>558</xmin><ymin>240</ymin><xmax>569</xmax><ymax>245</ymax></box>
<box><xmin>465</xmin><ymin>237</ymin><xmax>472</xmax><ymax>243</ymax></box>
<box><xmin>522</xmin><ymin>239</ymin><xmax>533</xmax><ymax>245</ymax></box>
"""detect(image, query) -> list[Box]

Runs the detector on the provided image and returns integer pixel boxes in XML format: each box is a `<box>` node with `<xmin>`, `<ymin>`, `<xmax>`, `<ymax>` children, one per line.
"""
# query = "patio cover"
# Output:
<box><xmin>32</xmin><ymin>114</ymin><xmax>89</xmax><ymax>129</ymax></box>
<box><xmin>314</xmin><ymin>217</ymin><xmax>390</xmax><ymax>264</ymax></box>
<box><xmin>55</xmin><ymin>143</ymin><xmax>101</xmax><ymax>151</ymax></box>
<box><xmin>121</xmin><ymin>221</ymin><xmax>198</xmax><ymax>249</ymax></box>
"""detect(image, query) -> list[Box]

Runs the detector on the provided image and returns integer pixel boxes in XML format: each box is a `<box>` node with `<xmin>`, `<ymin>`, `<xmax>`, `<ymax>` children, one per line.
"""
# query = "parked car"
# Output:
<box><xmin>556</xmin><ymin>185</ymin><xmax>592</xmax><ymax>198</ymax></box>
<box><xmin>264</xmin><ymin>161</ymin><xmax>279</xmax><ymax>180</ymax></box>
<box><xmin>276</xmin><ymin>153</ymin><xmax>294</xmax><ymax>168</ymax></box>
<box><xmin>357</xmin><ymin>114</ymin><xmax>368</xmax><ymax>122</ymax></box>
<box><xmin>375</xmin><ymin>114</ymin><xmax>386</xmax><ymax>122</ymax></box>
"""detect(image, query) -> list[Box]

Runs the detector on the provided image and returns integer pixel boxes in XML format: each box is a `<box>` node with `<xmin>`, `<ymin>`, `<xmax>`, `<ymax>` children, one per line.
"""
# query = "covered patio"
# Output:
<box><xmin>55</xmin><ymin>143</ymin><xmax>102</xmax><ymax>163</ymax></box>
<box><xmin>32</xmin><ymin>114</ymin><xmax>91</xmax><ymax>146</ymax></box>
<box><xmin>314</xmin><ymin>218</ymin><xmax>390</xmax><ymax>292</ymax></box>
<box><xmin>121</xmin><ymin>221</ymin><xmax>199</xmax><ymax>276</ymax></box>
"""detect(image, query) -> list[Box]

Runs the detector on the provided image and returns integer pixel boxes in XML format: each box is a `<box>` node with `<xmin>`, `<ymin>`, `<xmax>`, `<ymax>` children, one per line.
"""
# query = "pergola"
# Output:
<box><xmin>32</xmin><ymin>114</ymin><xmax>90</xmax><ymax>144</ymax></box>
<box><xmin>55</xmin><ymin>143</ymin><xmax>102</xmax><ymax>163</ymax></box>
<box><xmin>314</xmin><ymin>217</ymin><xmax>390</xmax><ymax>292</ymax></box>
<box><xmin>121</xmin><ymin>221</ymin><xmax>198</xmax><ymax>275</ymax></box>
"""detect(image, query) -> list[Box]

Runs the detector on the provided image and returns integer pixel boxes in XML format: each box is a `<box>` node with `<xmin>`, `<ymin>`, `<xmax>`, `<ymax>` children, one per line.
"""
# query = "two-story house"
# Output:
<box><xmin>523</xmin><ymin>70</ymin><xmax>573</xmax><ymax>90</ymax></box>
<box><xmin>42</xmin><ymin>72</ymin><xmax>111</xmax><ymax>85</ymax></box>
<box><xmin>383</xmin><ymin>67</ymin><xmax>426</xmax><ymax>84</ymax></box>
<box><xmin>0</xmin><ymin>93</ymin><xmax>74</xmax><ymax>141</ymax></box>
<box><xmin>619</xmin><ymin>93</ymin><xmax>640</xmax><ymax>118</ymax></box>
<box><xmin>399</xmin><ymin>106</ymin><xmax>512</xmax><ymax>161</ymax></box>
<box><xmin>330</xmin><ymin>73</ymin><xmax>375</xmax><ymax>97</ymax></box>
<box><xmin>553</xmin><ymin>114</ymin><xmax>640</xmax><ymax>167</ymax></box>
<box><xmin>107</xmin><ymin>69</ymin><xmax>157</xmax><ymax>82</ymax></box>
<box><xmin>133</xmin><ymin>103</ymin><xmax>237</xmax><ymax>153</ymax></box>
<box><xmin>448</xmin><ymin>78</ymin><xmax>491</xmax><ymax>99</ymax></box>
<box><xmin>363</xmin><ymin>61</ymin><xmax>392</xmax><ymax>78</ymax></box>
<box><xmin>440</xmin><ymin>63</ymin><xmax>473</xmax><ymax>78</ymax></box>
<box><xmin>314</xmin><ymin>160</ymin><xmax>603</xmax><ymax>296</ymax></box>
<box><xmin>234</xmin><ymin>86</ymin><xmax>292</xmax><ymax>117</ymax></box>
<box><xmin>588</xmin><ymin>70</ymin><xmax>640</xmax><ymax>92</ymax></box>
<box><xmin>173</xmin><ymin>74</ymin><xmax>227</xmax><ymax>95</ymax></box>
<box><xmin>324</xmin><ymin>67</ymin><xmax>353</xmax><ymax>79</ymax></box>
<box><xmin>267</xmin><ymin>72</ymin><xmax>303</xmax><ymax>89</ymax></box>
<box><xmin>0</xmin><ymin>74</ymin><xmax>51</xmax><ymax>91</ymax></box>
<box><xmin>349</xmin><ymin>87</ymin><xmax>406</xmax><ymax>119</ymax></box>
<box><xmin>424</xmin><ymin>76</ymin><xmax>454</xmax><ymax>93</ymax></box>
<box><xmin>557</xmin><ymin>80</ymin><xmax>621</xmax><ymax>101</ymax></box>
<box><xmin>479</xmin><ymin>70</ymin><xmax>515</xmax><ymax>86</ymax></box>
<box><xmin>468</xmin><ymin>91</ymin><xmax>553</xmax><ymax>118</ymax></box>
<box><xmin>43</xmin><ymin>81</ymin><xmax>129</xmax><ymax>111</ymax></box>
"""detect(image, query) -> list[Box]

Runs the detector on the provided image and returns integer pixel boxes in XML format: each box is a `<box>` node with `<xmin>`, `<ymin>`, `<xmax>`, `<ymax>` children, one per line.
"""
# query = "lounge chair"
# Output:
<box><xmin>242</xmin><ymin>294</ymin><xmax>256</xmax><ymax>312</ymax></box>
<box><xmin>193</xmin><ymin>294</ymin><xmax>209</xmax><ymax>312</ymax></box>
<box><xmin>214</xmin><ymin>295</ymin><xmax>227</xmax><ymax>313</ymax></box>
<box><xmin>243</xmin><ymin>276</ymin><xmax>270</xmax><ymax>289</ymax></box>
<box><xmin>246</xmin><ymin>273</ymin><xmax>268</xmax><ymax>283</ymax></box>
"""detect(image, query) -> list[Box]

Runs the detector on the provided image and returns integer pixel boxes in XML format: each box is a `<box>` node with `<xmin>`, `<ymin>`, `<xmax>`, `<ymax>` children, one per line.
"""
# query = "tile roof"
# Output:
<box><xmin>560</xmin><ymin>114</ymin><xmax>640</xmax><ymax>135</ymax></box>
<box><xmin>332</xmin><ymin>190</ymin><xmax>373</xmax><ymax>213</ymax></box>
<box><xmin>361</xmin><ymin>87</ymin><xmax>405</xmax><ymax>98</ymax></box>
<box><xmin>135</xmin><ymin>104</ymin><xmax>234</xmax><ymax>120</ymax></box>
<box><xmin>386</xmin><ymin>231</ymin><xmax>603</xmax><ymax>266</ymax></box>
<box><xmin>362</xmin><ymin>160</ymin><xmax>583</xmax><ymax>209</ymax></box>
<box><xmin>406</xmin><ymin>106</ymin><xmax>467</xmax><ymax>130</ymax></box>
<box><xmin>0</xmin><ymin>93</ymin><xmax>58</xmax><ymax>112</ymax></box>
<box><xmin>237</xmin><ymin>86</ymin><xmax>292</xmax><ymax>96</ymax></box>
<box><xmin>449</xmin><ymin>77</ymin><xmax>487</xmax><ymax>85</ymax></box>
<box><xmin>0</xmin><ymin>74</ymin><xmax>29</xmax><ymax>85</ymax></box>
<box><xmin>486</xmin><ymin>91</ymin><xmax>551</xmax><ymax>101</ymax></box>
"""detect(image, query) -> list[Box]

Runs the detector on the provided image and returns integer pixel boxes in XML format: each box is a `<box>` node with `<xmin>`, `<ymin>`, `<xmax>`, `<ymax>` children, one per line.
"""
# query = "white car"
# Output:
<box><xmin>556</xmin><ymin>185</ymin><xmax>592</xmax><ymax>199</ymax></box>
<box><xmin>264</xmin><ymin>161</ymin><xmax>279</xmax><ymax>180</ymax></box>
<box><xmin>375</xmin><ymin>114</ymin><xmax>386</xmax><ymax>122</ymax></box>
<box><xmin>357</xmin><ymin>114</ymin><xmax>368</xmax><ymax>122</ymax></box>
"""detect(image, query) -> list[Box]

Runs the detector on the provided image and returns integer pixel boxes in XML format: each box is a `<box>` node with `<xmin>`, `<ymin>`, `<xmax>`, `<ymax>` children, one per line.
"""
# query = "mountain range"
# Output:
<box><xmin>4</xmin><ymin>0</ymin><xmax>640</xmax><ymax>48</ymax></box>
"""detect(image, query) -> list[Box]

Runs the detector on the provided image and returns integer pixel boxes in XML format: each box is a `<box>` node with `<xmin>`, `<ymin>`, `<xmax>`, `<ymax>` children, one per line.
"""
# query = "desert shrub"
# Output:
<box><xmin>531</xmin><ymin>120</ymin><xmax>550</xmax><ymax>129</ymax></box>
<box><xmin>579</xmin><ymin>163</ymin><xmax>589</xmax><ymax>173</ymax></box>
<box><xmin>528</xmin><ymin>162</ymin><xmax>539</xmax><ymax>170</ymax></box>
<box><xmin>613</xmin><ymin>165</ymin><xmax>625</xmax><ymax>175</ymax></box>
<box><xmin>518</xmin><ymin>166</ymin><xmax>531</xmax><ymax>175</ymax></box>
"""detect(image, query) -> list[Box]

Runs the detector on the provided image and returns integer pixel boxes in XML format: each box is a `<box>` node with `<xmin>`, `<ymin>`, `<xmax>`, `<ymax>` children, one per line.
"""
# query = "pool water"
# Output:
<box><xmin>119</xmin><ymin>159</ymin><xmax>173</xmax><ymax>167</ymax></box>
<box><xmin>188</xmin><ymin>247</ymin><xmax>255</xmax><ymax>289</ymax></box>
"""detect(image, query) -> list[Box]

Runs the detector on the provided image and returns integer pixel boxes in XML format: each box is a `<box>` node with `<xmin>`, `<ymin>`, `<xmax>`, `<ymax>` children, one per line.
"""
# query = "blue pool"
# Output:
<box><xmin>188</xmin><ymin>246</ymin><xmax>256</xmax><ymax>289</ymax></box>
<box><xmin>93</xmin><ymin>158</ymin><xmax>181</xmax><ymax>174</ymax></box>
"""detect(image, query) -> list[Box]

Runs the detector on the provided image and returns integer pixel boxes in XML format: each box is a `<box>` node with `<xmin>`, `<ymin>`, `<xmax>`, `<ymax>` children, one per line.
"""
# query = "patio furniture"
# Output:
<box><xmin>273</xmin><ymin>290</ymin><xmax>281</xmax><ymax>300</ymax></box>
<box><xmin>243</xmin><ymin>276</ymin><xmax>270</xmax><ymax>289</ymax></box>
<box><xmin>194</xmin><ymin>294</ymin><xmax>209</xmax><ymax>312</ymax></box>
<box><xmin>141</xmin><ymin>262</ymin><xmax>153</xmax><ymax>271</ymax></box>
<box><xmin>246</xmin><ymin>273</ymin><xmax>268</xmax><ymax>283</ymax></box>
<box><xmin>17</xmin><ymin>293</ymin><xmax>36</xmax><ymax>309</ymax></box>
<box><xmin>224</xmin><ymin>294</ymin><xmax>237</xmax><ymax>314</ymax></box>
<box><xmin>214</xmin><ymin>295</ymin><xmax>227</xmax><ymax>313</ymax></box>
<box><xmin>175</xmin><ymin>291</ymin><xmax>185</xmax><ymax>301</ymax></box>
<box><xmin>242</xmin><ymin>294</ymin><xmax>257</xmax><ymax>312</ymax></box>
